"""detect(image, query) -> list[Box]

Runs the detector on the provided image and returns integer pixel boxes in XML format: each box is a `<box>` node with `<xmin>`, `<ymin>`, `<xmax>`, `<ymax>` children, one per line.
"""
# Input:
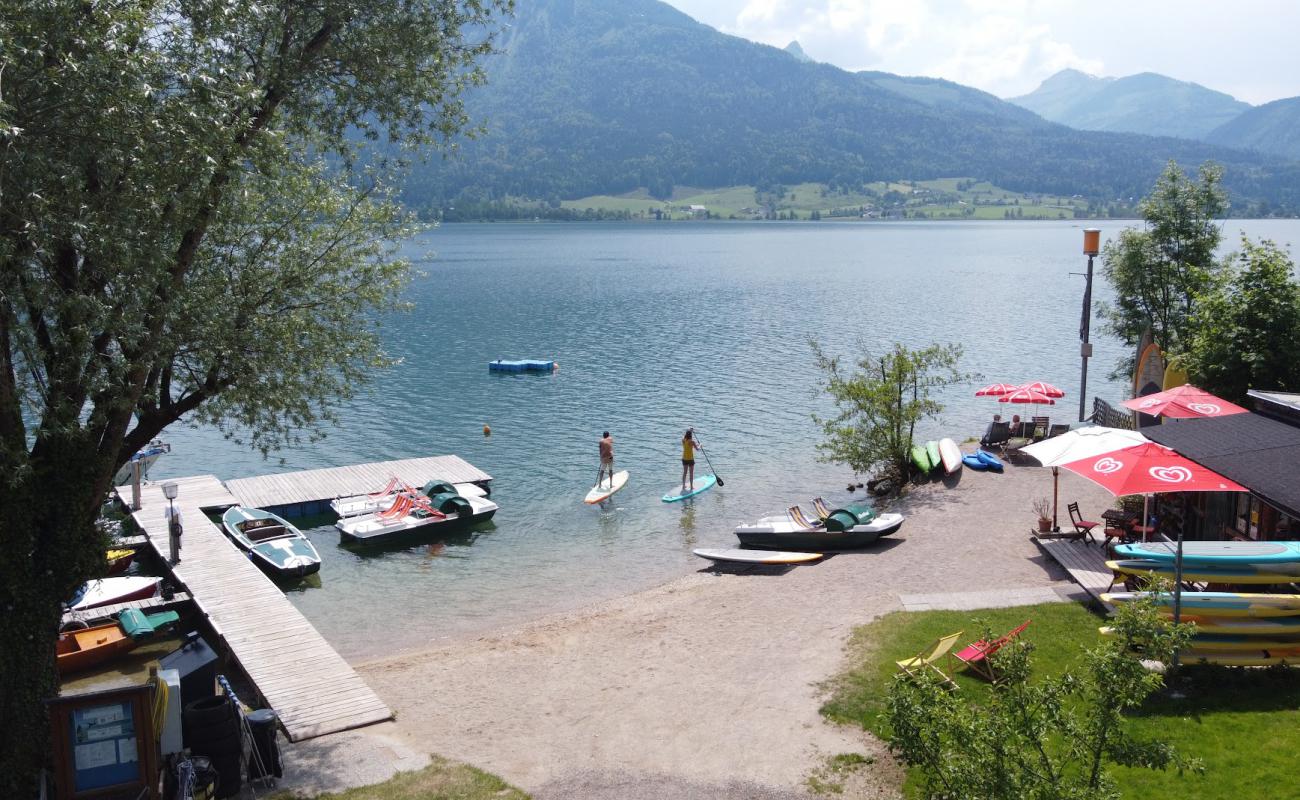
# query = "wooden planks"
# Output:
<box><xmin>62</xmin><ymin>592</ymin><xmax>193</xmax><ymax>627</ymax></box>
<box><xmin>1034</xmin><ymin>536</ymin><xmax>1118</xmax><ymax>609</ymax></box>
<box><xmin>117</xmin><ymin>477</ymin><xmax>392</xmax><ymax>741</ymax></box>
<box><xmin>224</xmin><ymin>454</ymin><xmax>491</xmax><ymax>510</ymax></box>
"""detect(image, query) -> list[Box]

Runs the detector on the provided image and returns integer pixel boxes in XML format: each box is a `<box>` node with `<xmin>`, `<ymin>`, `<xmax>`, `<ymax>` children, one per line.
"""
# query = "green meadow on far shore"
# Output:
<box><xmin>820</xmin><ymin>602</ymin><xmax>1300</xmax><ymax>800</ymax></box>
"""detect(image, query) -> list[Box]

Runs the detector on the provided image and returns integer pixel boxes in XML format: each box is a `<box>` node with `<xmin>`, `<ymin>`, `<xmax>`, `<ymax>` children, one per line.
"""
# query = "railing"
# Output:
<box><xmin>1090</xmin><ymin>397</ymin><xmax>1136</xmax><ymax>430</ymax></box>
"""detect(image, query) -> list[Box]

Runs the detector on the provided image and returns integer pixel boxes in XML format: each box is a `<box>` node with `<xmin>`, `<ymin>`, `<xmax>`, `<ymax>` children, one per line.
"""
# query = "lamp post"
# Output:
<box><xmin>162</xmin><ymin>481</ymin><xmax>182</xmax><ymax>564</ymax></box>
<box><xmin>1079</xmin><ymin>228</ymin><xmax>1101</xmax><ymax>422</ymax></box>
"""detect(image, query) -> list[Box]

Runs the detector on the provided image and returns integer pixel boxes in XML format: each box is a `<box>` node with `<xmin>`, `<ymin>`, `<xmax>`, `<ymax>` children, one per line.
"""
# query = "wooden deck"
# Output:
<box><xmin>62</xmin><ymin>592</ymin><xmax>193</xmax><ymax>627</ymax></box>
<box><xmin>115</xmin><ymin>477</ymin><xmax>393</xmax><ymax>741</ymax></box>
<box><xmin>225</xmin><ymin>454</ymin><xmax>492</xmax><ymax>511</ymax></box>
<box><xmin>1034</xmin><ymin>536</ymin><xmax>1118</xmax><ymax>609</ymax></box>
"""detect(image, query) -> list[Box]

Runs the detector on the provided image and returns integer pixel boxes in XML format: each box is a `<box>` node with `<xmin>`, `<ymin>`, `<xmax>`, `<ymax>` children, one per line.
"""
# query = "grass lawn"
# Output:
<box><xmin>821</xmin><ymin>601</ymin><xmax>1300</xmax><ymax>800</ymax></box>
<box><xmin>267</xmin><ymin>759</ymin><xmax>529</xmax><ymax>800</ymax></box>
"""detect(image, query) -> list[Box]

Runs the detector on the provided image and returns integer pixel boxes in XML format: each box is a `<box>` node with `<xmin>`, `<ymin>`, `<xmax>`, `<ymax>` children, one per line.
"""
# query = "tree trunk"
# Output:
<box><xmin>0</xmin><ymin>433</ymin><xmax>112</xmax><ymax>794</ymax></box>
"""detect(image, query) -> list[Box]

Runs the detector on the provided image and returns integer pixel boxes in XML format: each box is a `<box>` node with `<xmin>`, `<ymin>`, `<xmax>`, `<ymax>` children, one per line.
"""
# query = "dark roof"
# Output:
<box><xmin>1144</xmin><ymin>412</ymin><xmax>1300</xmax><ymax>519</ymax></box>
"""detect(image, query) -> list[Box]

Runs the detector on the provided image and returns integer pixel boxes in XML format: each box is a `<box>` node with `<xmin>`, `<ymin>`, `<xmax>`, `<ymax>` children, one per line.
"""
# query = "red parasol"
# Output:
<box><xmin>975</xmin><ymin>383</ymin><xmax>1020</xmax><ymax>397</ymax></box>
<box><xmin>998</xmin><ymin>387</ymin><xmax>1056</xmax><ymax>405</ymax></box>
<box><xmin>1121</xmin><ymin>384</ymin><xmax>1249</xmax><ymax>419</ymax></box>
<box><xmin>1058</xmin><ymin>442</ymin><xmax>1246</xmax><ymax>496</ymax></box>
<box><xmin>1018</xmin><ymin>381</ymin><xmax>1065</xmax><ymax>398</ymax></box>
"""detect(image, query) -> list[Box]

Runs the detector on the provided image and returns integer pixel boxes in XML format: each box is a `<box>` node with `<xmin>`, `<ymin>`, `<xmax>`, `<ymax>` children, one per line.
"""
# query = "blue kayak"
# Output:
<box><xmin>662</xmin><ymin>473</ymin><xmax>718</xmax><ymax>503</ymax></box>
<box><xmin>976</xmin><ymin>450</ymin><xmax>1004</xmax><ymax>471</ymax></box>
<box><xmin>962</xmin><ymin>454</ymin><xmax>988</xmax><ymax>470</ymax></box>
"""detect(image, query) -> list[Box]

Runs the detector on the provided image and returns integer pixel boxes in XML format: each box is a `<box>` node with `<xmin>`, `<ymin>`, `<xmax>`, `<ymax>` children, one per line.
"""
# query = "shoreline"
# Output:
<box><xmin>351</xmin><ymin>458</ymin><xmax>1116</xmax><ymax>796</ymax></box>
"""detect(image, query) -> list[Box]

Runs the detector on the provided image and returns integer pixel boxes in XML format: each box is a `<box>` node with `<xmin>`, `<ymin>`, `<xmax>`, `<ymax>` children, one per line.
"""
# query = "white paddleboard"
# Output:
<box><xmin>584</xmin><ymin>470</ymin><xmax>629</xmax><ymax>504</ymax></box>
<box><xmin>693</xmin><ymin>548</ymin><xmax>823</xmax><ymax>564</ymax></box>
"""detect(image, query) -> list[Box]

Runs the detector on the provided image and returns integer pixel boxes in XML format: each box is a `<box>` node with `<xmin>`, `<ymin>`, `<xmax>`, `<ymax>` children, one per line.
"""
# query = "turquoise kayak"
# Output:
<box><xmin>662</xmin><ymin>473</ymin><xmax>718</xmax><ymax>503</ymax></box>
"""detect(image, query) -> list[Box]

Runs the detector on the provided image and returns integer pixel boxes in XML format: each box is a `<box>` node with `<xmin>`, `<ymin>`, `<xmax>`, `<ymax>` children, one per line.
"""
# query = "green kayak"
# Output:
<box><xmin>925</xmin><ymin>441</ymin><xmax>941</xmax><ymax>472</ymax></box>
<box><xmin>910</xmin><ymin>444</ymin><xmax>931</xmax><ymax>473</ymax></box>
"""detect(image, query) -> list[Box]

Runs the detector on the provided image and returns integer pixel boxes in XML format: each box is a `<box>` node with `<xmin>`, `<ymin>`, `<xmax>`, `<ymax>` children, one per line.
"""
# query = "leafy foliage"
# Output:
<box><xmin>1098</xmin><ymin>161</ymin><xmax>1228</xmax><ymax>377</ymax></box>
<box><xmin>0</xmin><ymin>0</ymin><xmax>508</xmax><ymax>791</ymax></box>
<box><xmin>886</xmin><ymin>588</ymin><xmax>1198</xmax><ymax>800</ymax></box>
<box><xmin>1181</xmin><ymin>237</ymin><xmax>1300</xmax><ymax>402</ymax></box>
<box><xmin>811</xmin><ymin>341</ymin><xmax>966</xmax><ymax>481</ymax></box>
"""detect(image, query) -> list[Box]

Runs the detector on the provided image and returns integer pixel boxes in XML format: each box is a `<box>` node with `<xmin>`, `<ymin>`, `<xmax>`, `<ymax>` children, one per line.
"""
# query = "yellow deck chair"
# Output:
<box><xmin>896</xmin><ymin>631</ymin><xmax>963</xmax><ymax>689</ymax></box>
<box><xmin>812</xmin><ymin>497</ymin><xmax>833</xmax><ymax>520</ymax></box>
<box><xmin>788</xmin><ymin>505</ymin><xmax>820</xmax><ymax>530</ymax></box>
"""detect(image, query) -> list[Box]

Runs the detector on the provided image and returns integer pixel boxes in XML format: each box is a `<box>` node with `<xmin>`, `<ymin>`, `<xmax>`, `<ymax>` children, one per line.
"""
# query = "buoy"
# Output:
<box><xmin>483</xmin><ymin>425</ymin><xmax>491</xmax><ymax>436</ymax></box>
<box><xmin>553</xmin><ymin>362</ymin><xmax>560</xmax><ymax>371</ymax></box>
<box><xmin>846</xmin><ymin>484</ymin><xmax>856</xmax><ymax>492</ymax></box>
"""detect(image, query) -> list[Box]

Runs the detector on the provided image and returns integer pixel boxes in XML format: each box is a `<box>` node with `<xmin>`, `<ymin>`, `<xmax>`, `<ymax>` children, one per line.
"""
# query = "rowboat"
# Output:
<box><xmin>221</xmin><ymin>506</ymin><xmax>322</xmax><ymax>579</ymax></box>
<box><xmin>57</xmin><ymin>610</ymin><xmax>179</xmax><ymax>675</ymax></box>
<box><xmin>67</xmin><ymin>577</ymin><xmax>161</xmax><ymax>611</ymax></box>
<box><xmin>106</xmin><ymin>548</ymin><xmax>135</xmax><ymax>575</ymax></box>
<box><xmin>337</xmin><ymin>487</ymin><xmax>499</xmax><ymax>543</ymax></box>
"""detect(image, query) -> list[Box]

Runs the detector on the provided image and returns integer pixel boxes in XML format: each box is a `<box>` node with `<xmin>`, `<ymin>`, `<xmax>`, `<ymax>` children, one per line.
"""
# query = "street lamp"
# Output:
<box><xmin>1079</xmin><ymin>229</ymin><xmax>1101</xmax><ymax>422</ymax></box>
<box><xmin>162</xmin><ymin>481</ymin><xmax>182</xmax><ymax>564</ymax></box>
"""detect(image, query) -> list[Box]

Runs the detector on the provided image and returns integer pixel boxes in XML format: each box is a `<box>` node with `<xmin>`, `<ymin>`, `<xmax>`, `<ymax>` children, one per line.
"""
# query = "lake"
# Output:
<box><xmin>151</xmin><ymin>219</ymin><xmax>1300</xmax><ymax>659</ymax></box>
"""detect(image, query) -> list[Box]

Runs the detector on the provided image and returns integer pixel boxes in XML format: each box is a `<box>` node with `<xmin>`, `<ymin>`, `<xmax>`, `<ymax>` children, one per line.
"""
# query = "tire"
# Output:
<box><xmin>184</xmin><ymin>696</ymin><xmax>236</xmax><ymax>728</ymax></box>
<box><xmin>209</xmin><ymin>752</ymin><xmax>242</xmax><ymax>799</ymax></box>
<box><xmin>190</xmin><ymin>727</ymin><xmax>242</xmax><ymax>758</ymax></box>
<box><xmin>186</xmin><ymin>712</ymin><xmax>239</xmax><ymax>740</ymax></box>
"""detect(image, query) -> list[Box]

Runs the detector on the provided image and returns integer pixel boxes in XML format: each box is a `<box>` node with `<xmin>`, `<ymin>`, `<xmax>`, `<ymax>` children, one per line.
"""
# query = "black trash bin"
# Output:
<box><xmin>245</xmin><ymin>709</ymin><xmax>283</xmax><ymax>781</ymax></box>
<box><xmin>160</xmin><ymin>632</ymin><xmax>219</xmax><ymax>710</ymax></box>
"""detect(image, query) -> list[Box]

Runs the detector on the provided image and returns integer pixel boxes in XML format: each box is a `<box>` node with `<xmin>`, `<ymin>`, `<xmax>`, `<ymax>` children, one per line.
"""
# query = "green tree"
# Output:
<box><xmin>1099</xmin><ymin>161</ymin><xmax>1227</xmax><ymax>376</ymax></box>
<box><xmin>0</xmin><ymin>0</ymin><xmax>510</xmax><ymax>790</ymax></box>
<box><xmin>886</xmin><ymin>588</ymin><xmax>1198</xmax><ymax>800</ymax></box>
<box><xmin>811</xmin><ymin>341</ymin><xmax>965</xmax><ymax>482</ymax></box>
<box><xmin>1180</xmin><ymin>237</ymin><xmax>1300</xmax><ymax>402</ymax></box>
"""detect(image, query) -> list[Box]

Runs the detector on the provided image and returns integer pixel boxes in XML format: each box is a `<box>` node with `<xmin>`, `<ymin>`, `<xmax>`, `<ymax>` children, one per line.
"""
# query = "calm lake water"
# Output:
<box><xmin>152</xmin><ymin>219</ymin><xmax>1300</xmax><ymax>660</ymax></box>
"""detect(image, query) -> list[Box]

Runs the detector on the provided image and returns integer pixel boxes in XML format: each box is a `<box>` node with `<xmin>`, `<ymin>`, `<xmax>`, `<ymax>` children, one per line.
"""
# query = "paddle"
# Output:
<box><xmin>694</xmin><ymin>434</ymin><xmax>724</xmax><ymax>487</ymax></box>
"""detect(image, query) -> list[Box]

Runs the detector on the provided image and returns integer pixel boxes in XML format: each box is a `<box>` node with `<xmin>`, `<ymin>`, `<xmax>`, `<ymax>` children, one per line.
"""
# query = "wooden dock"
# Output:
<box><xmin>116</xmin><ymin>477</ymin><xmax>393</xmax><ymax>741</ymax></box>
<box><xmin>225</xmin><ymin>454</ymin><xmax>492</xmax><ymax>515</ymax></box>
<box><xmin>1034</xmin><ymin>536</ymin><xmax>1117</xmax><ymax>609</ymax></box>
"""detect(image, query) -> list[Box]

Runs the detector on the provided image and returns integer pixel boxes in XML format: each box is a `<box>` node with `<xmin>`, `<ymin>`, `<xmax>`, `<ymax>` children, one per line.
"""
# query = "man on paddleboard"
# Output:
<box><xmin>681</xmin><ymin>428</ymin><xmax>697</xmax><ymax>492</ymax></box>
<box><xmin>598</xmin><ymin>431</ymin><xmax>615</xmax><ymax>488</ymax></box>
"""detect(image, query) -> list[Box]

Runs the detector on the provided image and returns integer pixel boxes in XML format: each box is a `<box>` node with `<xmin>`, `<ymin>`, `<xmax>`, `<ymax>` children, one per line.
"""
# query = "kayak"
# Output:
<box><xmin>976</xmin><ymin>450</ymin><xmax>1004</xmax><ymax>471</ymax></box>
<box><xmin>662</xmin><ymin>473</ymin><xmax>718</xmax><ymax>503</ymax></box>
<box><xmin>925</xmin><ymin>441</ymin><xmax>941</xmax><ymax>472</ymax></box>
<box><xmin>937</xmin><ymin>438</ymin><xmax>961</xmax><ymax>474</ymax></box>
<box><xmin>962</xmin><ymin>454</ymin><xmax>988</xmax><ymax>470</ymax></box>
<box><xmin>910</xmin><ymin>445</ymin><xmax>931</xmax><ymax>473</ymax></box>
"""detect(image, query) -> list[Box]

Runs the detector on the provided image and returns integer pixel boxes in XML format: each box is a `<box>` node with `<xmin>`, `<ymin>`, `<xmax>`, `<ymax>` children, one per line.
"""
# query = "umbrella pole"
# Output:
<box><xmin>1052</xmin><ymin>467</ymin><xmax>1060</xmax><ymax>531</ymax></box>
<box><xmin>1172</xmin><ymin>525</ymin><xmax>1184</xmax><ymax>672</ymax></box>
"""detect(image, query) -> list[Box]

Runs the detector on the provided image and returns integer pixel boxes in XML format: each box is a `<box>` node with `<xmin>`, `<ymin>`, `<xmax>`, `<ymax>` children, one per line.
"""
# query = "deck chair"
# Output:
<box><xmin>1004</xmin><ymin>423</ymin><xmax>1035</xmax><ymax>456</ymax></box>
<box><xmin>980</xmin><ymin>421</ymin><xmax>1011</xmax><ymax>450</ymax></box>
<box><xmin>1067</xmin><ymin>502</ymin><xmax>1099</xmax><ymax>544</ymax></box>
<box><xmin>896</xmin><ymin>631</ymin><xmax>963</xmax><ymax>689</ymax></box>
<box><xmin>367</xmin><ymin>476</ymin><xmax>400</xmax><ymax>498</ymax></box>
<box><xmin>952</xmin><ymin>620</ymin><xmax>1032</xmax><ymax>682</ymax></box>
<box><xmin>1030</xmin><ymin>417</ymin><xmax>1050</xmax><ymax>442</ymax></box>
<box><xmin>812</xmin><ymin>497</ymin><xmax>833</xmax><ymax>521</ymax></box>
<box><xmin>788</xmin><ymin>505</ymin><xmax>821</xmax><ymax>530</ymax></box>
<box><xmin>1048</xmin><ymin>424</ymin><xmax>1071</xmax><ymax>438</ymax></box>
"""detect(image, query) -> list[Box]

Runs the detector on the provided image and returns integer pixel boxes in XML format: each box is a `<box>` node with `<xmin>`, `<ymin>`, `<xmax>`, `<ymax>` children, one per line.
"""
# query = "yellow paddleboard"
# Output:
<box><xmin>1107</xmin><ymin>560</ymin><xmax>1300</xmax><ymax>585</ymax></box>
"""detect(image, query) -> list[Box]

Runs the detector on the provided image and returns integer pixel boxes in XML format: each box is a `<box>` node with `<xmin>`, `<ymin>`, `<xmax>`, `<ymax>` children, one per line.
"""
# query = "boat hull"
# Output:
<box><xmin>57</xmin><ymin>623</ymin><xmax>138</xmax><ymax>675</ymax></box>
<box><xmin>68</xmin><ymin>577</ymin><xmax>161</xmax><ymax>611</ymax></box>
<box><xmin>735</xmin><ymin>513</ymin><xmax>904</xmax><ymax>550</ymax></box>
<box><xmin>222</xmin><ymin>506</ymin><xmax>322</xmax><ymax>580</ymax></box>
<box><xmin>339</xmin><ymin>499</ymin><xmax>498</xmax><ymax>543</ymax></box>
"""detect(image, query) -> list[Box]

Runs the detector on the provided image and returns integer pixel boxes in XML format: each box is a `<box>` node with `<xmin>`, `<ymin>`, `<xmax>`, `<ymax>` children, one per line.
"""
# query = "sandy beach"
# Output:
<box><xmin>355</xmin><ymin>460</ymin><xmax>1114</xmax><ymax>798</ymax></box>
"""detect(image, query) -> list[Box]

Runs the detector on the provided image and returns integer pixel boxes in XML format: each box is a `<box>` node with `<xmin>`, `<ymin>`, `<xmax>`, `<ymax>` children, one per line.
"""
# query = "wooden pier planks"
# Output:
<box><xmin>115</xmin><ymin>477</ymin><xmax>393</xmax><ymax>741</ymax></box>
<box><xmin>1034</xmin><ymin>536</ymin><xmax>1118</xmax><ymax>609</ymax></box>
<box><xmin>224</xmin><ymin>454</ymin><xmax>492</xmax><ymax>510</ymax></box>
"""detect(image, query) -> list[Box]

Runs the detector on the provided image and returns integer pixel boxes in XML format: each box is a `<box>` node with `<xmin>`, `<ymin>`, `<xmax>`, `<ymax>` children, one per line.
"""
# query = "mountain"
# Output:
<box><xmin>1011</xmin><ymin>69</ymin><xmax>1250</xmax><ymax>140</ymax></box>
<box><xmin>398</xmin><ymin>0</ymin><xmax>1298</xmax><ymax>211</ymax></box>
<box><xmin>1205</xmin><ymin>97</ymin><xmax>1300</xmax><ymax>162</ymax></box>
<box><xmin>784</xmin><ymin>40</ymin><xmax>812</xmax><ymax>63</ymax></box>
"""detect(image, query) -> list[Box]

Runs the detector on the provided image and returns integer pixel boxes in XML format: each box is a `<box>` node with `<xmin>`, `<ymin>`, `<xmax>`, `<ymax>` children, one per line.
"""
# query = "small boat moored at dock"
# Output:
<box><xmin>67</xmin><ymin>576</ymin><xmax>161</xmax><ymax>611</ymax></box>
<box><xmin>221</xmin><ymin>506</ymin><xmax>322</xmax><ymax>579</ymax></box>
<box><xmin>331</xmin><ymin>478</ymin><xmax>487</xmax><ymax>519</ymax></box>
<box><xmin>112</xmin><ymin>439</ymin><xmax>171</xmax><ymax>485</ymax></box>
<box><xmin>337</xmin><ymin>484</ymin><xmax>498</xmax><ymax>543</ymax></box>
<box><xmin>57</xmin><ymin>609</ymin><xmax>180</xmax><ymax>675</ymax></box>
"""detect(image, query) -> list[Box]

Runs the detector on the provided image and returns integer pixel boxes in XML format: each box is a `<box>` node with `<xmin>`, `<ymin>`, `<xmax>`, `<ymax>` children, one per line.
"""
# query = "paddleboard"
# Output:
<box><xmin>584</xmin><ymin>470</ymin><xmax>629</xmax><ymax>505</ymax></box>
<box><xmin>910</xmin><ymin>445</ymin><xmax>931</xmax><ymax>473</ymax></box>
<box><xmin>1106</xmin><ymin>559</ymin><xmax>1300</xmax><ymax>585</ymax></box>
<box><xmin>1101</xmin><ymin>591</ymin><xmax>1300</xmax><ymax>618</ymax></box>
<box><xmin>1100</xmin><ymin>627</ymin><xmax>1300</xmax><ymax>651</ymax></box>
<box><xmin>938</xmin><ymin>438</ymin><xmax>962</xmax><ymax>474</ymax></box>
<box><xmin>693</xmin><ymin>548</ymin><xmax>823</xmax><ymax>565</ymax></box>
<box><xmin>1114</xmin><ymin>541</ymin><xmax>1300</xmax><ymax>573</ymax></box>
<box><xmin>1175</xmin><ymin>616</ymin><xmax>1300</xmax><ymax>636</ymax></box>
<box><xmin>1178</xmin><ymin>648</ymin><xmax>1300</xmax><ymax>667</ymax></box>
<box><xmin>662</xmin><ymin>473</ymin><xmax>718</xmax><ymax>503</ymax></box>
<box><xmin>925</xmin><ymin>441</ymin><xmax>941</xmax><ymax>472</ymax></box>
<box><xmin>976</xmin><ymin>450</ymin><xmax>1004</xmax><ymax>471</ymax></box>
<box><xmin>962</xmin><ymin>454</ymin><xmax>988</xmax><ymax>470</ymax></box>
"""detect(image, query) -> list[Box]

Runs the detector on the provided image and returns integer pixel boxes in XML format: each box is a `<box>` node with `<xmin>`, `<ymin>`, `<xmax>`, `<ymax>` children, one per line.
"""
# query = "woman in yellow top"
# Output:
<box><xmin>680</xmin><ymin>427</ymin><xmax>698</xmax><ymax>493</ymax></box>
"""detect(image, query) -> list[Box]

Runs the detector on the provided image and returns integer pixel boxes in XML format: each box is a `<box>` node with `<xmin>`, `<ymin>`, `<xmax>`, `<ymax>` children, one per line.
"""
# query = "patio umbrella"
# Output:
<box><xmin>1120</xmin><ymin>384</ymin><xmax>1249</xmax><ymax>419</ymax></box>
<box><xmin>975</xmin><ymin>383</ymin><xmax>1020</xmax><ymax>397</ymax></box>
<box><xmin>1020</xmin><ymin>426</ymin><xmax>1151</xmax><ymax>530</ymax></box>
<box><xmin>1057</xmin><ymin>441</ymin><xmax>1247</xmax><ymax>643</ymax></box>
<box><xmin>1018</xmin><ymin>381</ymin><xmax>1066</xmax><ymax>398</ymax></box>
<box><xmin>999</xmin><ymin>387</ymin><xmax>1057</xmax><ymax>405</ymax></box>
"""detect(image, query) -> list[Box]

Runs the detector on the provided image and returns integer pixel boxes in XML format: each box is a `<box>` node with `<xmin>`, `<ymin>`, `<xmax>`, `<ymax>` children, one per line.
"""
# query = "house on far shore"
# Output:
<box><xmin>1145</xmin><ymin>390</ymin><xmax>1300</xmax><ymax>541</ymax></box>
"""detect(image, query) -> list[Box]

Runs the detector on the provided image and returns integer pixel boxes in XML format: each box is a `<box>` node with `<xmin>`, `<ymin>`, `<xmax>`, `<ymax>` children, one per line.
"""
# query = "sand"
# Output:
<box><xmin>355</xmin><ymin>460</ymin><xmax>1114</xmax><ymax>798</ymax></box>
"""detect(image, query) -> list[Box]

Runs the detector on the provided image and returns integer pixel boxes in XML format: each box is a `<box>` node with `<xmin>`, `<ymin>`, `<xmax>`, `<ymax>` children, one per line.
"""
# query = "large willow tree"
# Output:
<box><xmin>0</xmin><ymin>0</ymin><xmax>510</xmax><ymax>789</ymax></box>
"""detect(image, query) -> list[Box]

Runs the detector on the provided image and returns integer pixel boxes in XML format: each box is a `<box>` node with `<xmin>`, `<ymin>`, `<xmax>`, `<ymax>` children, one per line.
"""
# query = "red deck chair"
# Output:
<box><xmin>367</xmin><ymin>476</ymin><xmax>400</xmax><ymax>498</ymax></box>
<box><xmin>379</xmin><ymin>494</ymin><xmax>412</xmax><ymax>520</ymax></box>
<box><xmin>952</xmin><ymin>620</ymin><xmax>1032</xmax><ymax>682</ymax></box>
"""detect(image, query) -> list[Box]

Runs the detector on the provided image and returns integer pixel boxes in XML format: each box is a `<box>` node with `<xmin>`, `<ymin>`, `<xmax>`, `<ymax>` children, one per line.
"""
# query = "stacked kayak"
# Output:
<box><xmin>961</xmin><ymin>450</ymin><xmax>1004</xmax><ymax>472</ymax></box>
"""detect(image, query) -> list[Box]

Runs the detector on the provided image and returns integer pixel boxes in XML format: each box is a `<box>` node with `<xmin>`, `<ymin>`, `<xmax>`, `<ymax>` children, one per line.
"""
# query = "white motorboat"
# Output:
<box><xmin>221</xmin><ymin>506</ymin><xmax>322</xmax><ymax>579</ymax></box>
<box><xmin>112</xmin><ymin>440</ymin><xmax>171</xmax><ymax>485</ymax></box>
<box><xmin>67</xmin><ymin>577</ymin><xmax>161</xmax><ymax>611</ymax></box>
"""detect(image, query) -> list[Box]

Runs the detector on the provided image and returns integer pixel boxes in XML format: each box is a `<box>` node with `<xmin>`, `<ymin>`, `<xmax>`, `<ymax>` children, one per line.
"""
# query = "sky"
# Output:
<box><xmin>662</xmin><ymin>0</ymin><xmax>1300</xmax><ymax>105</ymax></box>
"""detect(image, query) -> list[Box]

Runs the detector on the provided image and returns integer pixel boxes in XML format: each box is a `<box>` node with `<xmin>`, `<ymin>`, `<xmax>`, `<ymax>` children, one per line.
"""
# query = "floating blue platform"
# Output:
<box><xmin>489</xmin><ymin>359</ymin><xmax>556</xmax><ymax>373</ymax></box>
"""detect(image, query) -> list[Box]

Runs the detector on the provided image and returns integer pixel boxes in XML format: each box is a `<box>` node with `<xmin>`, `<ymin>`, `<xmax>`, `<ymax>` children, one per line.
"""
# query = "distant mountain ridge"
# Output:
<box><xmin>1011</xmin><ymin>69</ymin><xmax>1250</xmax><ymax>139</ymax></box>
<box><xmin>784</xmin><ymin>40</ymin><xmax>812</xmax><ymax>62</ymax></box>
<box><xmin>396</xmin><ymin>0</ymin><xmax>1299</xmax><ymax>212</ymax></box>
<box><xmin>1206</xmin><ymin>97</ymin><xmax>1300</xmax><ymax>162</ymax></box>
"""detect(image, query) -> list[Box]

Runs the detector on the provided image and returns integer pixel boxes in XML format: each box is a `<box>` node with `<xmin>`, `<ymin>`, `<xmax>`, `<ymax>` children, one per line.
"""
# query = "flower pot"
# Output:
<box><xmin>1037</xmin><ymin>518</ymin><xmax>1052</xmax><ymax>533</ymax></box>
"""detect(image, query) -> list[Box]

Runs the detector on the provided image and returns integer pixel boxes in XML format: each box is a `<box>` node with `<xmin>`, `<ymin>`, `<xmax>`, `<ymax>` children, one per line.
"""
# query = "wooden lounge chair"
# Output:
<box><xmin>952</xmin><ymin>620</ymin><xmax>1032</xmax><ymax>682</ymax></box>
<box><xmin>896</xmin><ymin>631</ymin><xmax>963</xmax><ymax>689</ymax></box>
<box><xmin>1068</xmin><ymin>502</ymin><xmax>1099</xmax><ymax>545</ymax></box>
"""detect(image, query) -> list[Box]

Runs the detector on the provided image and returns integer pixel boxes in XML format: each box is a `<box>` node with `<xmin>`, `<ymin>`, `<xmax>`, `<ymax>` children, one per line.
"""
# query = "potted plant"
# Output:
<box><xmin>1032</xmin><ymin>497</ymin><xmax>1052</xmax><ymax>532</ymax></box>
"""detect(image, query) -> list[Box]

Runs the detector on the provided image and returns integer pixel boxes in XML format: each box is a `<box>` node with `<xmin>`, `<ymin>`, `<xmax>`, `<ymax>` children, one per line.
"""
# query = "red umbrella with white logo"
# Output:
<box><xmin>974</xmin><ymin>383</ymin><xmax>1020</xmax><ymax>397</ymax></box>
<box><xmin>1120</xmin><ymin>384</ymin><xmax>1249</xmax><ymax>419</ymax></box>
<box><xmin>1058</xmin><ymin>442</ymin><xmax>1245</xmax><ymax>496</ymax></box>
<box><xmin>998</xmin><ymin>387</ymin><xmax>1057</xmax><ymax>405</ymax></box>
<box><xmin>1018</xmin><ymin>381</ymin><xmax>1066</xmax><ymax>398</ymax></box>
